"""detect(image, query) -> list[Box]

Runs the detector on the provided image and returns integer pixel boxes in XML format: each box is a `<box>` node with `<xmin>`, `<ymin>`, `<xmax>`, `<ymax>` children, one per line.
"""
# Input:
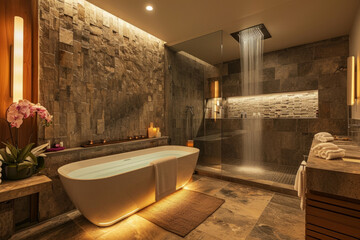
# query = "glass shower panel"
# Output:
<box><xmin>169</xmin><ymin>31</ymin><xmax>224</xmax><ymax>169</ymax></box>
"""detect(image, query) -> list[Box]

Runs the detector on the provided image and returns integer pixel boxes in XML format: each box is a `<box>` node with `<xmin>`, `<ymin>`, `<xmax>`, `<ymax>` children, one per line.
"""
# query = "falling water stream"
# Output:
<box><xmin>239</xmin><ymin>26</ymin><xmax>264</xmax><ymax>166</ymax></box>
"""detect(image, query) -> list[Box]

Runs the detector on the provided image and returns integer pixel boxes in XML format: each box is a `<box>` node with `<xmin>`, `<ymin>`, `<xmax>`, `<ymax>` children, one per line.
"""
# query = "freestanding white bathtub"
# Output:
<box><xmin>58</xmin><ymin>145</ymin><xmax>199</xmax><ymax>227</ymax></box>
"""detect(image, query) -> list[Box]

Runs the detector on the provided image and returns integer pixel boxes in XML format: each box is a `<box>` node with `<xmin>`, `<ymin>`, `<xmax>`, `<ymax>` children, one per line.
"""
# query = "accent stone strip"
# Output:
<box><xmin>224</xmin><ymin>90</ymin><xmax>318</xmax><ymax>119</ymax></box>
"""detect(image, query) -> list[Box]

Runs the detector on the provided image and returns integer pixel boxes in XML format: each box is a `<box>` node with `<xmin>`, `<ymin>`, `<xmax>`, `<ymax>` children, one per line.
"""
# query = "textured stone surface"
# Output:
<box><xmin>39</xmin><ymin>0</ymin><xmax>165</xmax><ymax>148</ymax></box>
<box><xmin>218</xmin><ymin>91</ymin><xmax>318</xmax><ymax>119</ymax></box>
<box><xmin>0</xmin><ymin>201</ymin><xmax>14</xmax><ymax>240</ymax></box>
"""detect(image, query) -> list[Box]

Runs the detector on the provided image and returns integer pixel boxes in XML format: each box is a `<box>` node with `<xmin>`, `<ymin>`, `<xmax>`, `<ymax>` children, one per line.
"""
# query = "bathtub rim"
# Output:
<box><xmin>58</xmin><ymin>145</ymin><xmax>199</xmax><ymax>181</ymax></box>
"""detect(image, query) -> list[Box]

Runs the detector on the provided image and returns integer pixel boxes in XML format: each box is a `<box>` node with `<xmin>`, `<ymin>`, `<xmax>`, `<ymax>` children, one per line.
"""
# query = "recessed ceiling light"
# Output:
<box><xmin>146</xmin><ymin>5</ymin><xmax>153</xmax><ymax>11</ymax></box>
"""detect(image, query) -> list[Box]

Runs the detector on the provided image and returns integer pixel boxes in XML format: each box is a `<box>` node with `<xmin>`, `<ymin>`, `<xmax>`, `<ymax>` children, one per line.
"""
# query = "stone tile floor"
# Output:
<box><xmin>12</xmin><ymin>175</ymin><xmax>305</xmax><ymax>240</ymax></box>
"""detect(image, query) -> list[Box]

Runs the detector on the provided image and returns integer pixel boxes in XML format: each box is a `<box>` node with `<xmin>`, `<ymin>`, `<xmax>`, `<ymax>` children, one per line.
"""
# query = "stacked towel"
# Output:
<box><xmin>294</xmin><ymin>161</ymin><xmax>306</xmax><ymax>210</ymax></box>
<box><xmin>314</xmin><ymin>132</ymin><xmax>334</xmax><ymax>142</ymax></box>
<box><xmin>311</xmin><ymin>143</ymin><xmax>338</xmax><ymax>156</ymax></box>
<box><xmin>311</xmin><ymin>143</ymin><xmax>345</xmax><ymax>160</ymax></box>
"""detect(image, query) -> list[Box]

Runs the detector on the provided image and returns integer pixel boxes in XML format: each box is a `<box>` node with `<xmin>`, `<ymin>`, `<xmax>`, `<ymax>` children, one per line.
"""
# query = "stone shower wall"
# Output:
<box><xmin>165</xmin><ymin>49</ymin><xmax>219</xmax><ymax>145</ymax></box>
<box><xmin>202</xmin><ymin>36</ymin><xmax>348</xmax><ymax>167</ymax></box>
<box><xmin>38</xmin><ymin>0</ymin><xmax>165</xmax><ymax>147</ymax></box>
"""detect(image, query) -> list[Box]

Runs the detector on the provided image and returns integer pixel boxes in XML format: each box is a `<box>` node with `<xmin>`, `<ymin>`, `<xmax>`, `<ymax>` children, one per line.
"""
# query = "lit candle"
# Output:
<box><xmin>156</xmin><ymin>128</ymin><xmax>161</xmax><ymax>138</ymax></box>
<box><xmin>148</xmin><ymin>122</ymin><xmax>157</xmax><ymax>138</ymax></box>
<box><xmin>187</xmin><ymin>140</ymin><xmax>194</xmax><ymax>147</ymax></box>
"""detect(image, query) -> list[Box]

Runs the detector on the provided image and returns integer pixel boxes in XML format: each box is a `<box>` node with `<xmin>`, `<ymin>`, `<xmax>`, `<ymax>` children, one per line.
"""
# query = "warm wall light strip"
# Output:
<box><xmin>13</xmin><ymin>16</ymin><xmax>24</xmax><ymax>103</ymax></box>
<box><xmin>214</xmin><ymin>80</ymin><xmax>219</xmax><ymax>98</ymax></box>
<box><xmin>357</xmin><ymin>55</ymin><xmax>360</xmax><ymax>100</ymax></box>
<box><xmin>347</xmin><ymin>56</ymin><xmax>355</xmax><ymax>106</ymax></box>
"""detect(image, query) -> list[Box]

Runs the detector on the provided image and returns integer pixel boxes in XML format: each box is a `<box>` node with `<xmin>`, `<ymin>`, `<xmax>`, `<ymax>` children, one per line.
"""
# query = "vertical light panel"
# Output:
<box><xmin>347</xmin><ymin>56</ymin><xmax>355</xmax><ymax>106</ymax></box>
<box><xmin>214</xmin><ymin>80</ymin><xmax>219</xmax><ymax>98</ymax></box>
<box><xmin>13</xmin><ymin>16</ymin><xmax>24</xmax><ymax>103</ymax></box>
<box><xmin>357</xmin><ymin>55</ymin><xmax>360</xmax><ymax>101</ymax></box>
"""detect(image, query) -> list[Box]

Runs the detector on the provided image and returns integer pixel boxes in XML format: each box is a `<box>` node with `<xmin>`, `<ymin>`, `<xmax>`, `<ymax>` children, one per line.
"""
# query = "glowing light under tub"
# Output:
<box><xmin>98</xmin><ymin>208</ymin><xmax>140</xmax><ymax>227</ymax></box>
<box><xmin>97</xmin><ymin>182</ymin><xmax>191</xmax><ymax>226</ymax></box>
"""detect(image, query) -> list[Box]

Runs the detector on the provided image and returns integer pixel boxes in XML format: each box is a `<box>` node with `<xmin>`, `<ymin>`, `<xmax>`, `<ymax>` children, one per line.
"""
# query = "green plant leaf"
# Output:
<box><xmin>31</xmin><ymin>143</ymin><xmax>49</xmax><ymax>156</ymax></box>
<box><xmin>0</xmin><ymin>149</ymin><xmax>9</xmax><ymax>163</ymax></box>
<box><xmin>17</xmin><ymin>161</ymin><xmax>33</xmax><ymax>171</ymax></box>
<box><xmin>2</xmin><ymin>142</ymin><xmax>19</xmax><ymax>160</ymax></box>
<box><xmin>0</xmin><ymin>149</ymin><xmax>14</xmax><ymax>164</ymax></box>
<box><xmin>17</xmin><ymin>143</ymin><xmax>34</xmax><ymax>163</ymax></box>
<box><xmin>25</xmin><ymin>152</ymin><xmax>38</xmax><ymax>166</ymax></box>
<box><xmin>34</xmin><ymin>156</ymin><xmax>45</xmax><ymax>174</ymax></box>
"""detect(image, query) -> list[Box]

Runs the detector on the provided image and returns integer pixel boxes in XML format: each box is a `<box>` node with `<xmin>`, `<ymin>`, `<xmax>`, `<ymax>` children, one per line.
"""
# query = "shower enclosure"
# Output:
<box><xmin>168</xmin><ymin>27</ymin><xmax>314</xmax><ymax>190</ymax></box>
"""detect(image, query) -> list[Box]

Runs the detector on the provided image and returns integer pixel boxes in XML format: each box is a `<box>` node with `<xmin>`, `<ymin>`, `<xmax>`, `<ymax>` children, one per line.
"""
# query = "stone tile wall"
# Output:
<box><xmin>165</xmin><ymin>49</ymin><xmax>219</xmax><ymax>145</ymax></box>
<box><xmin>201</xmin><ymin>36</ymin><xmax>348</xmax><ymax>167</ymax></box>
<box><xmin>38</xmin><ymin>0</ymin><xmax>165</xmax><ymax>147</ymax></box>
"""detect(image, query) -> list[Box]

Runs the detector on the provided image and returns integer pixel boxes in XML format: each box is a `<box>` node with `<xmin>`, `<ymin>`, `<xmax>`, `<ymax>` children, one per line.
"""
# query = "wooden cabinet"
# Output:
<box><xmin>306</xmin><ymin>192</ymin><xmax>360</xmax><ymax>239</ymax></box>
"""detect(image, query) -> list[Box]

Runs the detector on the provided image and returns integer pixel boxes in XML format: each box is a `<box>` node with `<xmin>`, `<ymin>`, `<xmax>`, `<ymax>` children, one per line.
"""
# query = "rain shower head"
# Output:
<box><xmin>230</xmin><ymin>24</ymin><xmax>271</xmax><ymax>42</ymax></box>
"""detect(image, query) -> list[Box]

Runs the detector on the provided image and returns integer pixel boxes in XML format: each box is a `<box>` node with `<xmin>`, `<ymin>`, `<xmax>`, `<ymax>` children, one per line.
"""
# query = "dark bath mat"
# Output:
<box><xmin>136</xmin><ymin>189</ymin><xmax>225</xmax><ymax>237</ymax></box>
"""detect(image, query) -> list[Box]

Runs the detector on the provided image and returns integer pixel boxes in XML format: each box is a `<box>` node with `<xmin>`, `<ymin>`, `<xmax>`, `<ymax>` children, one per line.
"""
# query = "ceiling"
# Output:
<box><xmin>88</xmin><ymin>0</ymin><xmax>360</xmax><ymax>64</ymax></box>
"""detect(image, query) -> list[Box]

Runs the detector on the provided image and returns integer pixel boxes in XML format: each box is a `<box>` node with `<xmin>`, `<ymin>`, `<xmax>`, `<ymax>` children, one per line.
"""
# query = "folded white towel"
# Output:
<box><xmin>150</xmin><ymin>156</ymin><xmax>178</xmax><ymax>201</ymax></box>
<box><xmin>311</xmin><ymin>143</ymin><xmax>338</xmax><ymax>156</ymax></box>
<box><xmin>315</xmin><ymin>136</ymin><xmax>334</xmax><ymax>142</ymax></box>
<box><xmin>294</xmin><ymin>161</ymin><xmax>306</xmax><ymax>210</ymax></box>
<box><xmin>315</xmin><ymin>132</ymin><xmax>332</xmax><ymax>138</ymax></box>
<box><xmin>314</xmin><ymin>132</ymin><xmax>334</xmax><ymax>142</ymax></box>
<box><xmin>322</xmin><ymin>149</ymin><xmax>346</xmax><ymax>160</ymax></box>
<box><xmin>318</xmin><ymin>146</ymin><xmax>341</xmax><ymax>158</ymax></box>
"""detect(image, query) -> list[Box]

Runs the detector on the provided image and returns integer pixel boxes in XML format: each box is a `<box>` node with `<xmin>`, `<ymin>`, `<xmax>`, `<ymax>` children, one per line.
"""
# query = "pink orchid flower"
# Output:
<box><xmin>6</xmin><ymin>100</ymin><xmax>53</xmax><ymax>128</ymax></box>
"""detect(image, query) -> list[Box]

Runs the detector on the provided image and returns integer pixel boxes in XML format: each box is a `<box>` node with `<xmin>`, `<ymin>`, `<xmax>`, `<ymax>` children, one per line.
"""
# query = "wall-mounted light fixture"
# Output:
<box><xmin>347</xmin><ymin>56</ymin><xmax>355</xmax><ymax>106</ymax></box>
<box><xmin>211</xmin><ymin>80</ymin><xmax>219</xmax><ymax>98</ymax></box>
<box><xmin>357</xmin><ymin>55</ymin><xmax>360</xmax><ymax>101</ymax></box>
<box><xmin>12</xmin><ymin>16</ymin><xmax>24</xmax><ymax>103</ymax></box>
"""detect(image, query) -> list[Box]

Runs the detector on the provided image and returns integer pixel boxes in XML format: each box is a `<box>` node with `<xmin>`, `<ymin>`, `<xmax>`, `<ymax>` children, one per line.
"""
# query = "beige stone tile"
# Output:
<box><xmin>246</xmin><ymin>194</ymin><xmax>305</xmax><ymax>240</ymax></box>
<box><xmin>185</xmin><ymin>229</ymin><xmax>222</xmax><ymax>240</ymax></box>
<box><xmin>197</xmin><ymin>206</ymin><xmax>258</xmax><ymax>240</ymax></box>
<box><xmin>69</xmin><ymin>214</ymin><xmax>112</xmax><ymax>239</ymax></box>
<box><xmin>184</xmin><ymin>176</ymin><xmax>229</xmax><ymax>196</ymax></box>
<box><xmin>95</xmin><ymin>215</ymin><xmax>181</xmax><ymax>240</ymax></box>
<box><xmin>214</xmin><ymin>183</ymin><xmax>274</xmax><ymax>219</ymax></box>
<box><xmin>25</xmin><ymin>220</ymin><xmax>94</xmax><ymax>240</ymax></box>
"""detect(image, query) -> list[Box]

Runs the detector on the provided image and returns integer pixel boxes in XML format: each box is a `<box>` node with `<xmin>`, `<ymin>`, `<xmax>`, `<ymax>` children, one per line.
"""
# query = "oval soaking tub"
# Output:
<box><xmin>58</xmin><ymin>145</ymin><xmax>199</xmax><ymax>226</ymax></box>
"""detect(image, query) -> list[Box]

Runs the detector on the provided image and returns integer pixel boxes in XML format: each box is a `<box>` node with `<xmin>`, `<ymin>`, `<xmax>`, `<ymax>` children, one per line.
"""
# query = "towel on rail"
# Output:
<box><xmin>294</xmin><ymin>161</ymin><xmax>306</xmax><ymax>210</ymax></box>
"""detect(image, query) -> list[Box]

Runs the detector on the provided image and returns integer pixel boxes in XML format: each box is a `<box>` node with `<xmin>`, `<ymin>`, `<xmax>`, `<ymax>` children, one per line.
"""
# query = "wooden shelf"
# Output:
<box><xmin>0</xmin><ymin>175</ymin><xmax>51</xmax><ymax>203</ymax></box>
